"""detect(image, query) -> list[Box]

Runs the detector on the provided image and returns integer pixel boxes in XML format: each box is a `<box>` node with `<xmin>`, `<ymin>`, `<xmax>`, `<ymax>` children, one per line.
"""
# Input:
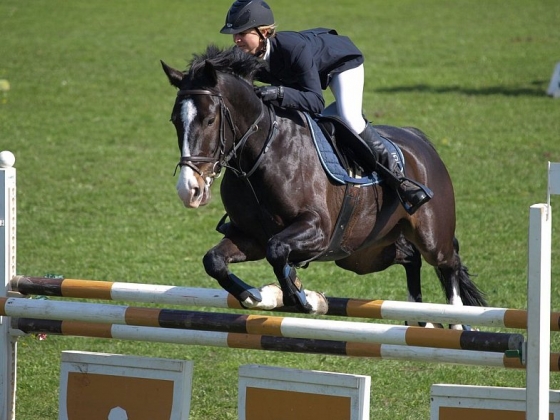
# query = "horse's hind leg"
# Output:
<box><xmin>435</xmin><ymin>237</ymin><xmax>486</xmax><ymax>305</ymax></box>
<box><xmin>397</xmin><ymin>239</ymin><xmax>444</xmax><ymax>328</ymax></box>
<box><xmin>432</xmin><ymin>237</ymin><xmax>487</xmax><ymax>329</ymax></box>
<box><xmin>395</xmin><ymin>238</ymin><xmax>423</xmax><ymax>303</ymax></box>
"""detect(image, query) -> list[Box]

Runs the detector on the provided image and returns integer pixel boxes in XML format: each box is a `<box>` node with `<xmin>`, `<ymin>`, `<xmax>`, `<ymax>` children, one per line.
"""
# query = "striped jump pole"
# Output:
<box><xmin>0</xmin><ymin>296</ymin><xmax>524</xmax><ymax>353</ymax></box>
<box><xmin>10</xmin><ymin>275</ymin><xmax>560</xmax><ymax>331</ymax></box>
<box><xmin>12</xmin><ymin>318</ymin><xmax>537</xmax><ymax>371</ymax></box>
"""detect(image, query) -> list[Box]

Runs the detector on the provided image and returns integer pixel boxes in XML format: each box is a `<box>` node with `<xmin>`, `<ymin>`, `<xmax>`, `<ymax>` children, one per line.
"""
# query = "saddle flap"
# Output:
<box><xmin>316</xmin><ymin>115</ymin><xmax>406</xmax><ymax>175</ymax></box>
<box><xmin>316</xmin><ymin>115</ymin><xmax>375</xmax><ymax>165</ymax></box>
<box><xmin>303</xmin><ymin>113</ymin><xmax>380</xmax><ymax>186</ymax></box>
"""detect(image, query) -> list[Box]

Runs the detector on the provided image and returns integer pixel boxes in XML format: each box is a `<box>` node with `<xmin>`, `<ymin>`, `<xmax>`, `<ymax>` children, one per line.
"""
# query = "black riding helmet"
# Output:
<box><xmin>220</xmin><ymin>0</ymin><xmax>274</xmax><ymax>34</ymax></box>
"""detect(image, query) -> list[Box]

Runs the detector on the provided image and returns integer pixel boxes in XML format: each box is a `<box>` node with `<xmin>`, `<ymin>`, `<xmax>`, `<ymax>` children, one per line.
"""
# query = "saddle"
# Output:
<box><xmin>303</xmin><ymin>113</ymin><xmax>404</xmax><ymax>186</ymax></box>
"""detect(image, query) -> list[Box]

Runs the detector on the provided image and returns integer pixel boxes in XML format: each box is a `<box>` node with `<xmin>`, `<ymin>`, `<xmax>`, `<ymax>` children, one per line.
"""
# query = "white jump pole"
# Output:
<box><xmin>0</xmin><ymin>151</ymin><xmax>16</xmax><ymax>420</ymax></box>
<box><xmin>526</xmin><ymin>162</ymin><xmax>559</xmax><ymax>419</ymax></box>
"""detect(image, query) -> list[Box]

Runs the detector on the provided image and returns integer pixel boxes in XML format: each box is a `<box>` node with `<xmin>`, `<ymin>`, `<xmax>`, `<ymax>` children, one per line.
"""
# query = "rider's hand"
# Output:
<box><xmin>255</xmin><ymin>85</ymin><xmax>284</xmax><ymax>103</ymax></box>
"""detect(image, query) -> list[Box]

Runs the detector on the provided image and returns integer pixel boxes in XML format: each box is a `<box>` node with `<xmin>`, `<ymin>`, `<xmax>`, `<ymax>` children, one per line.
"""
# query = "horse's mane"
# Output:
<box><xmin>187</xmin><ymin>45</ymin><xmax>263</xmax><ymax>83</ymax></box>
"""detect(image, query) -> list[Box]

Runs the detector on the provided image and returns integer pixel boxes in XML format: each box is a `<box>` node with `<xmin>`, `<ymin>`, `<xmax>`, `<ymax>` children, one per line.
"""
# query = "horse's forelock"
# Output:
<box><xmin>187</xmin><ymin>45</ymin><xmax>263</xmax><ymax>83</ymax></box>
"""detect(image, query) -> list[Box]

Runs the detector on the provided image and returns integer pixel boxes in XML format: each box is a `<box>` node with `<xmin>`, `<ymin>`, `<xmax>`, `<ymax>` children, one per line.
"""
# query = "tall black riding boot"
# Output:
<box><xmin>359</xmin><ymin>123</ymin><xmax>433</xmax><ymax>215</ymax></box>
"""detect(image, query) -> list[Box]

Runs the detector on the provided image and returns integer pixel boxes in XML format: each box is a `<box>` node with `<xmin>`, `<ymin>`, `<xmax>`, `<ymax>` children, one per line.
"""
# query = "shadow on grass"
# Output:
<box><xmin>375</xmin><ymin>80</ymin><xmax>549</xmax><ymax>97</ymax></box>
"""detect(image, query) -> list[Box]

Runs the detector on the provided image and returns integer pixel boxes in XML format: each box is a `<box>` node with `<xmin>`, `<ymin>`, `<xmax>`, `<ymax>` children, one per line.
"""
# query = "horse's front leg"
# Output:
<box><xmin>266</xmin><ymin>212</ymin><xmax>329</xmax><ymax>314</ymax></box>
<box><xmin>203</xmin><ymin>233</ymin><xmax>283</xmax><ymax>310</ymax></box>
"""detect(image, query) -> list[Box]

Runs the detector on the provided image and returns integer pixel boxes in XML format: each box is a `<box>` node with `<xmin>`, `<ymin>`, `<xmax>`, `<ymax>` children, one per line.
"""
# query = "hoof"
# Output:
<box><xmin>454</xmin><ymin>324</ymin><xmax>479</xmax><ymax>331</ymax></box>
<box><xmin>240</xmin><ymin>295</ymin><xmax>261</xmax><ymax>309</ymax></box>
<box><xmin>257</xmin><ymin>284</ymin><xmax>284</xmax><ymax>310</ymax></box>
<box><xmin>405</xmin><ymin>321</ymin><xmax>444</xmax><ymax>329</ymax></box>
<box><xmin>305</xmin><ymin>290</ymin><xmax>329</xmax><ymax>315</ymax></box>
<box><xmin>240</xmin><ymin>284</ymin><xmax>283</xmax><ymax>310</ymax></box>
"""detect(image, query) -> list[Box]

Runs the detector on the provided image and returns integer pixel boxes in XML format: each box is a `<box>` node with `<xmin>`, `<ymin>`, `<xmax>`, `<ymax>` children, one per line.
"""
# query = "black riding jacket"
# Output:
<box><xmin>255</xmin><ymin>28</ymin><xmax>364</xmax><ymax>115</ymax></box>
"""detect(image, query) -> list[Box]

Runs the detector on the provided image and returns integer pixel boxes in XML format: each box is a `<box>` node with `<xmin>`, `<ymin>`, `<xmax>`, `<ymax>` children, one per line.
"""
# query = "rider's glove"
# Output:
<box><xmin>255</xmin><ymin>85</ymin><xmax>284</xmax><ymax>103</ymax></box>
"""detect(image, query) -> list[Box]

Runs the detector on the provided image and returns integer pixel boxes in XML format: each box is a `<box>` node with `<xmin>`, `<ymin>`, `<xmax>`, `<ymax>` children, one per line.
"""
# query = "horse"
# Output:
<box><xmin>162</xmin><ymin>45</ymin><xmax>486</xmax><ymax>327</ymax></box>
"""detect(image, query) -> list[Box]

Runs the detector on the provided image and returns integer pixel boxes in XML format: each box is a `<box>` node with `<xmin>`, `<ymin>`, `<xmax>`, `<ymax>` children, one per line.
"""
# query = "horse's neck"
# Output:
<box><xmin>224</xmin><ymin>98</ymin><xmax>275</xmax><ymax>176</ymax></box>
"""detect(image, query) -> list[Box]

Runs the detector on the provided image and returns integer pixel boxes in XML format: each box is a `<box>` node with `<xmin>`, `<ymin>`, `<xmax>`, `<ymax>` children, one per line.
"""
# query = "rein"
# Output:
<box><xmin>174</xmin><ymin>89</ymin><xmax>278</xmax><ymax>180</ymax></box>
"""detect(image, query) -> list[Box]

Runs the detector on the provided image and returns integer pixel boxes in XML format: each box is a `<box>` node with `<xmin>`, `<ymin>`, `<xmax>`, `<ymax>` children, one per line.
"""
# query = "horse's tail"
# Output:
<box><xmin>435</xmin><ymin>237</ymin><xmax>488</xmax><ymax>307</ymax></box>
<box><xmin>455</xmin><ymin>261</ymin><xmax>487</xmax><ymax>307</ymax></box>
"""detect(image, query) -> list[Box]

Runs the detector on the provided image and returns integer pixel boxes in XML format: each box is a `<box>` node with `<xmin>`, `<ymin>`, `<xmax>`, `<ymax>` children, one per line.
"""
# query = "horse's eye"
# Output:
<box><xmin>207</xmin><ymin>117</ymin><xmax>216</xmax><ymax>126</ymax></box>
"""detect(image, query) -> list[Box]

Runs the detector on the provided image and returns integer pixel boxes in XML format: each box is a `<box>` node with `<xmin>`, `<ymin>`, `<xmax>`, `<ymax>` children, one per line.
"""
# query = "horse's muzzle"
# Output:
<box><xmin>176</xmin><ymin>166</ymin><xmax>212</xmax><ymax>208</ymax></box>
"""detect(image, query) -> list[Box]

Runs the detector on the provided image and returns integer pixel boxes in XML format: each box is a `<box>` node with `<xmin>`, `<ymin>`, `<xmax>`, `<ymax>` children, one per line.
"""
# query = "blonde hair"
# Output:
<box><xmin>258</xmin><ymin>24</ymin><xmax>277</xmax><ymax>38</ymax></box>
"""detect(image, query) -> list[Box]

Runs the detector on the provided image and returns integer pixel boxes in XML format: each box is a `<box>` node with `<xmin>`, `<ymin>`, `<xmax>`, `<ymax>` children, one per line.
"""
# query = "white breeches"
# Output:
<box><xmin>322</xmin><ymin>64</ymin><xmax>367</xmax><ymax>134</ymax></box>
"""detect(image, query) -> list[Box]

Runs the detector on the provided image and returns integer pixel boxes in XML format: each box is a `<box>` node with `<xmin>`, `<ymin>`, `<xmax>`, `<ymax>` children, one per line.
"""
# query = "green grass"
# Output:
<box><xmin>1</xmin><ymin>0</ymin><xmax>560</xmax><ymax>418</ymax></box>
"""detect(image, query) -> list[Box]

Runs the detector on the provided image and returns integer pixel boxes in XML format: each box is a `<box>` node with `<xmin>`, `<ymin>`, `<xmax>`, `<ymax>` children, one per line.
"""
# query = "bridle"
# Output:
<box><xmin>174</xmin><ymin>88</ymin><xmax>278</xmax><ymax>181</ymax></box>
<box><xmin>174</xmin><ymin>86</ymin><xmax>280</xmax><ymax>238</ymax></box>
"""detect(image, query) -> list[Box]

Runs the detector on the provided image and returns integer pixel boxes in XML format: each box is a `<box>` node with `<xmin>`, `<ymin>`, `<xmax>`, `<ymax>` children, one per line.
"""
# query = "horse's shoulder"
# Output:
<box><xmin>275</xmin><ymin>107</ymin><xmax>307</xmax><ymax>127</ymax></box>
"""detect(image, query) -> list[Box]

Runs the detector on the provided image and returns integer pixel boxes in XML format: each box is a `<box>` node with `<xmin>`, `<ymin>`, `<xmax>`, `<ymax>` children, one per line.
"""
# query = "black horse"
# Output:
<box><xmin>162</xmin><ymin>45</ymin><xmax>486</xmax><ymax>327</ymax></box>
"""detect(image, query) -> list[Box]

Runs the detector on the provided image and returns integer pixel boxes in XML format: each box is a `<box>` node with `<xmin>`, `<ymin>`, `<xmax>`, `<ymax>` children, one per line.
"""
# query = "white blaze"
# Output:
<box><xmin>176</xmin><ymin>99</ymin><xmax>203</xmax><ymax>207</ymax></box>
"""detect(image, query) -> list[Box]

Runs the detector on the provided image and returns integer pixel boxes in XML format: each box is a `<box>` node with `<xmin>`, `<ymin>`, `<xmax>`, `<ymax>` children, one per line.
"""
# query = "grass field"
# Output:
<box><xmin>2</xmin><ymin>0</ymin><xmax>560</xmax><ymax>418</ymax></box>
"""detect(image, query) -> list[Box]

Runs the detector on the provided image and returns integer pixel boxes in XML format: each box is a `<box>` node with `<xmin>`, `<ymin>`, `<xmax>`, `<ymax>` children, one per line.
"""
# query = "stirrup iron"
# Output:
<box><xmin>396</xmin><ymin>179</ymin><xmax>433</xmax><ymax>215</ymax></box>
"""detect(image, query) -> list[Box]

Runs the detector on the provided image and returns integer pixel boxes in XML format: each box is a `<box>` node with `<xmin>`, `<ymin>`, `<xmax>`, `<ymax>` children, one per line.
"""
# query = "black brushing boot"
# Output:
<box><xmin>359</xmin><ymin>124</ymin><xmax>433</xmax><ymax>215</ymax></box>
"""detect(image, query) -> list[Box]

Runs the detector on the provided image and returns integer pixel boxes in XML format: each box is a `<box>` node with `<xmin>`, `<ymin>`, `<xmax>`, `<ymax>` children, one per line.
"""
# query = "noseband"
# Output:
<box><xmin>174</xmin><ymin>88</ymin><xmax>276</xmax><ymax>180</ymax></box>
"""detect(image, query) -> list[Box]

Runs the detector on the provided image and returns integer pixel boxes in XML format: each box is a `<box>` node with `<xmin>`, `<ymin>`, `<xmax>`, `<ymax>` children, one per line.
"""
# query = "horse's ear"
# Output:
<box><xmin>203</xmin><ymin>60</ymin><xmax>218</xmax><ymax>86</ymax></box>
<box><xmin>161</xmin><ymin>60</ymin><xmax>184</xmax><ymax>89</ymax></box>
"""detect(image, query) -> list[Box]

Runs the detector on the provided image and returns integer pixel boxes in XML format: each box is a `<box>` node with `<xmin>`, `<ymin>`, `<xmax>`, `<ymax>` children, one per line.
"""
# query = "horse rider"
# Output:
<box><xmin>220</xmin><ymin>0</ymin><xmax>432</xmax><ymax>215</ymax></box>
